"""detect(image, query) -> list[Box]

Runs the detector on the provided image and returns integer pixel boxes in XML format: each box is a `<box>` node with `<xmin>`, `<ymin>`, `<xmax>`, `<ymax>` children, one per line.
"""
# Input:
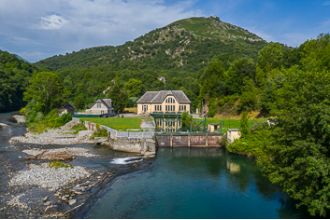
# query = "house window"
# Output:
<box><xmin>165</xmin><ymin>105</ymin><xmax>175</xmax><ymax>112</ymax></box>
<box><xmin>179</xmin><ymin>105</ymin><xmax>186</xmax><ymax>112</ymax></box>
<box><xmin>142</xmin><ymin>105</ymin><xmax>148</xmax><ymax>113</ymax></box>
<box><xmin>165</xmin><ymin>97</ymin><xmax>175</xmax><ymax>103</ymax></box>
<box><xmin>154</xmin><ymin>105</ymin><xmax>162</xmax><ymax>112</ymax></box>
<box><xmin>97</xmin><ymin>103</ymin><xmax>101</xmax><ymax>108</ymax></box>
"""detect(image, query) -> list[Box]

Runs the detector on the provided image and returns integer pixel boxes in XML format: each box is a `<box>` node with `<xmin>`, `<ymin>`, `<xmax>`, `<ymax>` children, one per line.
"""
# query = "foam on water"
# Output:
<box><xmin>110</xmin><ymin>157</ymin><xmax>143</xmax><ymax>165</ymax></box>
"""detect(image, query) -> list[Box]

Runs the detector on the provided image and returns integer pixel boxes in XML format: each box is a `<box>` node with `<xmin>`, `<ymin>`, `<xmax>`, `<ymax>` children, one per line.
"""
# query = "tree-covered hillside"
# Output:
<box><xmin>35</xmin><ymin>16</ymin><xmax>266</xmax><ymax>110</ymax></box>
<box><xmin>37</xmin><ymin>16</ymin><xmax>265</xmax><ymax>71</ymax></box>
<box><xmin>0</xmin><ymin>50</ymin><xmax>35</xmax><ymax>112</ymax></box>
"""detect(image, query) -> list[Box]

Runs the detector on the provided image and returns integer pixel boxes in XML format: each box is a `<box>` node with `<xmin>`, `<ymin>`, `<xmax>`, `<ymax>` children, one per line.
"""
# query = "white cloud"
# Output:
<box><xmin>40</xmin><ymin>14</ymin><xmax>68</xmax><ymax>30</ymax></box>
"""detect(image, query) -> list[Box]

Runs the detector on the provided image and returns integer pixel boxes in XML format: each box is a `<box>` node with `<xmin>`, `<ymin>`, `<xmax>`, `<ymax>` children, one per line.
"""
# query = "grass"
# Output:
<box><xmin>71</xmin><ymin>123</ymin><xmax>87</xmax><ymax>134</ymax></box>
<box><xmin>49</xmin><ymin>161</ymin><xmax>73</xmax><ymax>169</ymax></box>
<box><xmin>194</xmin><ymin>117</ymin><xmax>266</xmax><ymax>133</ymax></box>
<box><xmin>91</xmin><ymin>127</ymin><xmax>108</xmax><ymax>139</ymax></box>
<box><xmin>80</xmin><ymin>117</ymin><xmax>142</xmax><ymax>131</ymax></box>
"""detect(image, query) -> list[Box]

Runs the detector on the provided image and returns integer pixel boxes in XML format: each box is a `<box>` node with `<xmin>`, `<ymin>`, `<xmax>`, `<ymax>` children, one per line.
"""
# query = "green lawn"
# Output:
<box><xmin>194</xmin><ymin>117</ymin><xmax>266</xmax><ymax>133</ymax></box>
<box><xmin>80</xmin><ymin>117</ymin><xmax>142</xmax><ymax>131</ymax></box>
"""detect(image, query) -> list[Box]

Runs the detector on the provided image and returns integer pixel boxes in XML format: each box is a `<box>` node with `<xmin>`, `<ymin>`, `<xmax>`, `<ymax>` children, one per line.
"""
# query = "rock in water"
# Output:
<box><xmin>11</xmin><ymin>115</ymin><xmax>26</xmax><ymax>124</ymax></box>
<box><xmin>0</xmin><ymin>122</ymin><xmax>8</xmax><ymax>128</ymax></box>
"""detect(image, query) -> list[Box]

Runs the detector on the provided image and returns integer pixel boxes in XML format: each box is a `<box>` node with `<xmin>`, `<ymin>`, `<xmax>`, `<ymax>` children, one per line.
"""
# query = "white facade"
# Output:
<box><xmin>84</xmin><ymin>99</ymin><xmax>114</xmax><ymax>115</ymax></box>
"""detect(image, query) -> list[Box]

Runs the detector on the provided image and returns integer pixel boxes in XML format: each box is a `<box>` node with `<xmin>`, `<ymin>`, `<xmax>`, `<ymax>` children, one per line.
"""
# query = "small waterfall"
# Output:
<box><xmin>110</xmin><ymin>157</ymin><xmax>143</xmax><ymax>165</ymax></box>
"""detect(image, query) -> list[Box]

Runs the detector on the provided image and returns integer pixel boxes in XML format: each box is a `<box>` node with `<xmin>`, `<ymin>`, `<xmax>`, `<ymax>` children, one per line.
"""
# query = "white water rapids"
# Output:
<box><xmin>110</xmin><ymin>157</ymin><xmax>143</xmax><ymax>165</ymax></box>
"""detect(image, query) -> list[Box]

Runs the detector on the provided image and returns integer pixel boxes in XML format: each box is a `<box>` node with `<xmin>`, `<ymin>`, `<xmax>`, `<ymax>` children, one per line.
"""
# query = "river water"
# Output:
<box><xmin>0</xmin><ymin>113</ymin><xmax>308</xmax><ymax>218</ymax></box>
<box><xmin>87</xmin><ymin>148</ymin><xmax>308</xmax><ymax>219</ymax></box>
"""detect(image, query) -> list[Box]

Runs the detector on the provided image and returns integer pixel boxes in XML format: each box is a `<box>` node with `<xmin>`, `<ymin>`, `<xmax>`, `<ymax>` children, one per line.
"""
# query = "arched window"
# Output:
<box><xmin>165</xmin><ymin>97</ymin><xmax>175</xmax><ymax>103</ymax></box>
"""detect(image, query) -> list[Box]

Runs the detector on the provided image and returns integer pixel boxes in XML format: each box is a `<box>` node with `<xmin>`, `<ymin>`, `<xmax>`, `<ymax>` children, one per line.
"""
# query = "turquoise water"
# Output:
<box><xmin>87</xmin><ymin>148</ymin><xmax>306</xmax><ymax>219</ymax></box>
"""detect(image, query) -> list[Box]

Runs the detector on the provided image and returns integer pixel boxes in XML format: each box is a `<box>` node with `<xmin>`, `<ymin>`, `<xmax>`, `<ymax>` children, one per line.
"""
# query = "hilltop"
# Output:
<box><xmin>36</xmin><ymin>16</ymin><xmax>266</xmax><ymax>71</ymax></box>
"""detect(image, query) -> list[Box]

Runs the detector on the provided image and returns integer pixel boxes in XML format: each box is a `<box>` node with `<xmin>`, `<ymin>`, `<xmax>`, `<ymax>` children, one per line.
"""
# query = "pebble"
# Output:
<box><xmin>9</xmin><ymin>163</ymin><xmax>91</xmax><ymax>191</ymax></box>
<box><xmin>68</xmin><ymin>199</ymin><xmax>77</xmax><ymax>206</ymax></box>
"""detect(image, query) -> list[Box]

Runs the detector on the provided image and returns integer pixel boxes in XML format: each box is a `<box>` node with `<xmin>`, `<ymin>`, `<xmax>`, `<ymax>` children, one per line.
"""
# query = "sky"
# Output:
<box><xmin>0</xmin><ymin>0</ymin><xmax>329</xmax><ymax>62</ymax></box>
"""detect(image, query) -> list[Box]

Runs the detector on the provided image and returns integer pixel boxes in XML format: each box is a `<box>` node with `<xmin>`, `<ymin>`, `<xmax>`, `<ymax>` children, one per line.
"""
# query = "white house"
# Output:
<box><xmin>84</xmin><ymin>99</ymin><xmax>114</xmax><ymax>116</ymax></box>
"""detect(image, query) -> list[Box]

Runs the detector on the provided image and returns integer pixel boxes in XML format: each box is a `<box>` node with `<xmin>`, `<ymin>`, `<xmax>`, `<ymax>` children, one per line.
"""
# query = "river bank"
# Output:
<box><xmin>0</xmin><ymin>113</ymin><xmax>153</xmax><ymax>218</ymax></box>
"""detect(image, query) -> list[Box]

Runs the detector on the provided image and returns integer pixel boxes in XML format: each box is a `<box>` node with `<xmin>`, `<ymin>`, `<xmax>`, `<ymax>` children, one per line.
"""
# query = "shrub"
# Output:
<box><xmin>49</xmin><ymin>161</ymin><xmax>73</xmax><ymax>169</ymax></box>
<box><xmin>91</xmin><ymin>126</ymin><xmax>108</xmax><ymax>139</ymax></box>
<box><xmin>71</xmin><ymin>122</ymin><xmax>87</xmax><ymax>134</ymax></box>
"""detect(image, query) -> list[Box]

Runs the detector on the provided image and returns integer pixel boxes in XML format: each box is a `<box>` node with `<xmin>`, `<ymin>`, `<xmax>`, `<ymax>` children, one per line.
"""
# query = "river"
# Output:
<box><xmin>87</xmin><ymin>148</ymin><xmax>308</xmax><ymax>219</ymax></box>
<box><xmin>0</xmin><ymin>113</ymin><xmax>308</xmax><ymax>218</ymax></box>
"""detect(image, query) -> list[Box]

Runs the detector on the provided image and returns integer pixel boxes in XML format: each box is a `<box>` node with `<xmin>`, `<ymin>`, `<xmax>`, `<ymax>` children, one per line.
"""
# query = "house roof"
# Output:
<box><xmin>96</xmin><ymin>99</ymin><xmax>112</xmax><ymax>108</ymax></box>
<box><xmin>137</xmin><ymin>90</ymin><xmax>191</xmax><ymax>104</ymax></box>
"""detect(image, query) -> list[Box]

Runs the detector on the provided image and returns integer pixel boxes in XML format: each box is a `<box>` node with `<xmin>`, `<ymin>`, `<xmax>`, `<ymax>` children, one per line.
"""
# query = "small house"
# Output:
<box><xmin>84</xmin><ymin>99</ymin><xmax>114</xmax><ymax>116</ymax></box>
<box><xmin>58</xmin><ymin>104</ymin><xmax>75</xmax><ymax>116</ymax></box>
<box><xmin>208</xmin><ymin>123</ymin><xmax>220</xmax><ymax>133</ymax></box>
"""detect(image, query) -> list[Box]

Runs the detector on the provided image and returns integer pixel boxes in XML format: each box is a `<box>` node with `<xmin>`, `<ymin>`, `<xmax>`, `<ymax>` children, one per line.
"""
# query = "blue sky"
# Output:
<box><xmin>0</xmin><ymin>0</ymin><xmax>329</xmax><ymax>62</ymax></box>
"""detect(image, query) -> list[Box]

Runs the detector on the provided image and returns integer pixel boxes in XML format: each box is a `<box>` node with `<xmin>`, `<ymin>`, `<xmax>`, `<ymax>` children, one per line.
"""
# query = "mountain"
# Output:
<box><xmin>35</xmin><ymin>17</ymin><xmax>267</xmax><ymax>110</ymax></box>
<box><xmin>0</xmin><ymin>50</ymin><xmax>36</xmax><ymax>112</ymax></box>
<box><xmin>36</xmin><ymin>16</ymin><xmax>266</xmax><ymax>72</ymax></box>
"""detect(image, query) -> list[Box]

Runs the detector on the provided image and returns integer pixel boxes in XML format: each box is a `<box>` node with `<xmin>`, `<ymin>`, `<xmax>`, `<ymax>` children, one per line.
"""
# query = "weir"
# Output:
<box><xmin>155</xmin><ymin>132</ymin><xmax>223</xmax><ymax>148</ymax></box>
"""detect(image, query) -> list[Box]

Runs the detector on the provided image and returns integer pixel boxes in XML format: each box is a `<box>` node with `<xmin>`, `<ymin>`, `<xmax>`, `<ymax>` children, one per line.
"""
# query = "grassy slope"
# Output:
<box><xmin>80</xmin><ymin>117</ymin><xmax>142</xmax><ymax>131</ymax></box>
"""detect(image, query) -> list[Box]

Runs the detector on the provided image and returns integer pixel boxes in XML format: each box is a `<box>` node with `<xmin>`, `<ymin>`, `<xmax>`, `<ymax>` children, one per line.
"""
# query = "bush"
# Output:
<box><xmin>27</xmin><ymin>109</ymin><xmax>72</xmax><ymax>133</ymax></box>
<box><xmin>91</xmin><ymin>125</ymin><xmax>108</xmax><ymax>139</ymax></box>
<box><xmin>71</xmin><ymin>122</ymin><xmax>87</xmax><ymax>134</ymax></box>
<box><xmin>227</xmin><ymin>125</ymin><xmax>271</xmax><ymax>158</ymax></box>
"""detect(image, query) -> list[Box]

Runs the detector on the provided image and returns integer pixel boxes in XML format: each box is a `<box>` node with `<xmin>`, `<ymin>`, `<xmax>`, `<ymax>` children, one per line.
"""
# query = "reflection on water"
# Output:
<box><xmin>87</xmin><ymin>148</ymin><xmax>307</xmax><ymax>219</ymax></box>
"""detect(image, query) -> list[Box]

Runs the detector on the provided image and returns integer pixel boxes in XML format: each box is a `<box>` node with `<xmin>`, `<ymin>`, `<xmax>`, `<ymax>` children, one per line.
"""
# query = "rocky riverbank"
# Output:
<box><xmin>9</xmin><ymin>120</ymin><xmax>106</xmax><ymax>146</ymax></box>
<box><xmin>0</xmin><ymin>116</ymin><xmax>154</xmax><ymax>218</ymax></box>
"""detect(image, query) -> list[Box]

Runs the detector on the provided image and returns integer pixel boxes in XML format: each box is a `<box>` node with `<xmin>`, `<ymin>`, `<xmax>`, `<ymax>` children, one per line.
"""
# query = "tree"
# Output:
<box><xmin>240</xmin><ymin>111</ymin><xmax>249</xmax><ymax>137</ymax></box>
<box><xmin>200</xmin><ymin>57</ymin><xmax>226</xmax><ymax>99</ymax></box>
<box><xmin>24</xmin><ymin>71</ymin><xmax>64</xmax><ymax>114</ymax></box>
<box><xmin>260</xmin><ymin>68</ymin><xmax>330</xmax><ymax>217</ymax></box>
<box><xmin>239</xmin><ymin>79</ymin><xmax>259</xmax><ymax>112</ymax></box>
<box><xmin>0</xmin><ymin>50</ymin><xmax>33</xmax><ymax>112</ymax></box>
<box><xmin>226</xmin><ymin>58</ymin><xmax>256</xmax><ymax>94</ymax></box>
<box><xmin>257</xmin><ymin>42</ymin><xmax>288</xmax><ymax>72</ymax></box>
<box><xmin>106</xmin><ymin>77</ymin><xmax>128</xmax><ymax>113</ymax></box>
<box><xmin>181</xmin><ymin>111</ymin><xmax>192</xmax><ymax>130</ymax></box>
<box><xmin>124</xmin><ymin>78</ymin><xmax>143</xmax><ymax>97</ymax></box>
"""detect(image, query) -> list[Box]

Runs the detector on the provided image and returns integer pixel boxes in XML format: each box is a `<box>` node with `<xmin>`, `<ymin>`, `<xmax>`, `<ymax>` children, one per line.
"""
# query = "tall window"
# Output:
<box><xmin>165</xmin><ymin>105</ymin><xmax>175</xmax><ymax>112</ymax></box>
<box><xmin>154</xmin><ymin>105</ymin><xmax>162</xmax><ymax>112</ymax></box>
<box><xmin>179</xmin><ymin>105</ymin><xmax>186</xmax><ymax>112</ymax></box>
<box><xmin>143</xmin><ymin>105</ymin><xmax>148</xmax><ymax>112</ymax></box>
<box><xmin>97</xmin><ymin>103</ymin><xmax>101</xmax><ymax>108</ymax></box>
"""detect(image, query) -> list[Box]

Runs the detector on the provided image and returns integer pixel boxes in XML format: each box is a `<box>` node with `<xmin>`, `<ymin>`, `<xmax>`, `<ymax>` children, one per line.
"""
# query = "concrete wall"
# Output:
<box><xmin>156</xmin><ymin>134</ymin><xmax>223</xmax><ymax>148</ymax></box>
<box><xmin>226</xmin><ymin>129</ymin><xmax>241</xmax><ymax>143</ymax></box>
<box><xmin>106</xmin><ymin>138</ymin><xmax>156</xmax><ymax>157</ymax></box>
<box><xmin>82</xmin><ymin>120</ymin><xmax>156</xmax><ymax>157</ymax></box>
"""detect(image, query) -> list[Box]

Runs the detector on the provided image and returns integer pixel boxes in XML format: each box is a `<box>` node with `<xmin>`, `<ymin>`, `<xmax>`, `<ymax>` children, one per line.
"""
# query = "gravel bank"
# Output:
<box><xmin>9</xmin><ymin>120</ymin><xmax>106</xmax><ymax>146</ymax></box>
<box><xmin>23</xmin><ymin>147</ymin><xmax>96</xmax><ymax>160</ymax></box>
<box><xmin>9</xmin><ymin>163</ymin><xmax>91</xmax><ymax>191</ymax></box>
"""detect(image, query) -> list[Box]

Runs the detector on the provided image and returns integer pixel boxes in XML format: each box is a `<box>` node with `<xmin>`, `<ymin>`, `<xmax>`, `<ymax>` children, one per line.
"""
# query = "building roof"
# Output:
<box><xmin>96</xmin><ymin>99</ymin><xmax>112</xmax><ymax>108</ymax></box>
<box><xmin>137</xmin><ymin>90</ymin><xmax>191</xmax><ymax>104</ymax></box>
